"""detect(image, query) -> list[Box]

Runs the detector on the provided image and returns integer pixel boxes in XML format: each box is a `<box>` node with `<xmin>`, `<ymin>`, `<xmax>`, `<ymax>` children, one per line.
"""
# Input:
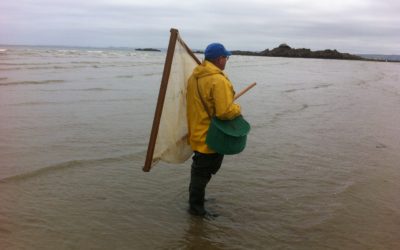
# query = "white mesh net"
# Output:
<box><xmin>151</xmin><ymin>36</ymin><xmax>199</xmax><ymax>166</ymax></box>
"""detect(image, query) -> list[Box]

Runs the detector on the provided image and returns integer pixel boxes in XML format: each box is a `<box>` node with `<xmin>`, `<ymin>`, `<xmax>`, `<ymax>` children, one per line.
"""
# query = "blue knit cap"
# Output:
<box><xmin>204</xmin><ymin>43</ymin><xmax>232</xmax><ymax>60</ymax></box>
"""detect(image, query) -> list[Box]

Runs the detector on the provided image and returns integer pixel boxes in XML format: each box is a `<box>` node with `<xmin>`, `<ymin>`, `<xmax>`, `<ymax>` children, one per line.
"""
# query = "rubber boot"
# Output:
<box><xmin>188</xmin><ymin>171</ymin><xmax>210</xmax><ymax>216</ymax></box>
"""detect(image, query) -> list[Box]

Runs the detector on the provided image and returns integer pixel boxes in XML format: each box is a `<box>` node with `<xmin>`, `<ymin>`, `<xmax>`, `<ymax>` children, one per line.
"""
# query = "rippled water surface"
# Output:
<box><xmin>0</xmin><ymin>46</ymin><xmax>400</xmax><ymax>250</ymax></box>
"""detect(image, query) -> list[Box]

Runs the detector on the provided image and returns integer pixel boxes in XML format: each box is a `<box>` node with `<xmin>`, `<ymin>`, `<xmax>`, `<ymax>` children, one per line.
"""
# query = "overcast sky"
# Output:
<box><xmin>1</xmin><ymin>0</ymin><xmax>399</xmax><ymax>54</ymax></box>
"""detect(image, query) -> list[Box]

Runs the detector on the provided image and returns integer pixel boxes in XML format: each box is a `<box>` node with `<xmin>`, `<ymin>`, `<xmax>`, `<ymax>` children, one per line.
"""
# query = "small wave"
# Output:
<box><xmin>376</xmin><ymin>143</ymin><xmax>387</xmax><ymax>149</ymax></box>
<box><xmin>0</xmin><ymin>49</ymin><xmax>7</xmax><ymax>53</ymax></box>
<box><xmin>0</xmin><ymin>152</ymin><xmax>144</xmax><ymax>184</ymax></box>
<box><xmin>0</xmin><ymin>80</ymin><xmax>65</xmax><ymax>86</ymax></box>
<box><xmin>143</xmin><ymin>72</ymin><xmax>161</xmax><ymax>76</ymax></box>
<box><xmin>0</xmin><ymin>63</ymin><xmax>79</xmax><ymax>71</ymax></box>
<box><xmin>0</xmin><ymin>63</ymin><xmax>28</xmax><ymax>66</ymax></box>
<box><xmin>9</xmin><ymin>101</ymin><xmax>62</xmax><ymax>106</ymax></box>
<box><xmin>39</xmin><ymin>88</ymin><xmax>118</xmax><ymax>93</ymax></box>
<box><xmin>313</xmin><ymin>84</ymin><xmax>333</xmax><ymax>89</ymax></box>
<box><xmin>6</xmin><ymin>97</ymin><xmax>136</xmax><ymax>106</ymax></box>
<box><xmin>8</xmin><ymin>97</ymin><xmax>134</xmax><ymax>106</ymax></box>
<box><xmin>71</xmin><ymin>61</ymin><xmax>101</xmax><ymax>64</ymax></box>
<box><xmin>82</xmin><ymin>88</ymin><xmax>112</xmax><ymax>91</ymax></box>
<box><xmin>25</xmin><ymin>65</ymin><xmax>86</xmax><ymax>70</ymax></box>
<box><xmin>0</xmin><ymin>77</ymin><xmax>7</xmax><ymax>81</ymax></box>
<box><xmin>117</xmin><ymin>75</ymin><xmax>134</xmax><ymax>79</ymax></box>
<box><xmin>0</xmin><ymin>67</ymin><xmax>22</xmax><ymax>71</ymax></box>
<box><xmin>0</xmin><ymin>62</ymin><xmax>61</xmax><ymax>66</ymax></box>
<box><xmin>253</xmin><ymin>103</ymin><xmax>310</xmax><ymax>127</ymax></box>
<box><xmin>284</xmin><ymin>88</ymin><xmax>306</xmax><ymax>93</ymax></box>
<box><xmin>284</xmin><ymin>84</ymin><xmax>332</xmax><ymax>93</ymax></box>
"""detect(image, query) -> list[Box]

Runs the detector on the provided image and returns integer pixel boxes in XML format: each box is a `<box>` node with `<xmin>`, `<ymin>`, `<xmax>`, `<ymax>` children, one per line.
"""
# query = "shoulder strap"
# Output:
<box><xmin>196</xmin><ymin>80</ymin><xmax>212</xmax><ymax>118</ymax></box>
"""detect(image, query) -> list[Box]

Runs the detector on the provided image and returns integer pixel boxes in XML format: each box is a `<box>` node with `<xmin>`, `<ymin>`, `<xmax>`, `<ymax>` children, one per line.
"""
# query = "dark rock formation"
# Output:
<box><xmin>231</xmin><ymin>44</ymin><xmax>364</xmax><ymax>60</ymax></box>
<box><xmin>230</xmin><ymin>50</ymin><xmax>259</xmax><ymax>56</ymax></box>
<box><xmin>135</xmin><ymin>48</ymin><xmax>161</xmax><ymax>52</ymax></box>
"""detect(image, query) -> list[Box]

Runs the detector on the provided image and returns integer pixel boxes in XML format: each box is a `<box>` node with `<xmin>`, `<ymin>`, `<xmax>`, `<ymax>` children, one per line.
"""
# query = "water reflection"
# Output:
<box><xmin>177</xmin><ymin>217</ymin><xmax>226</xmax><ymax>250</ymax></box>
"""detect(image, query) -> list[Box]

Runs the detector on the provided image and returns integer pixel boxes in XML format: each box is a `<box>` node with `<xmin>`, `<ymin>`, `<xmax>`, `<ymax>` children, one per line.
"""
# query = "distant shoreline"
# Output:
<box><xmin>195</xmin><ymin>44</ymin><xmax>400</xmax><ymax>62</ymax></box>
<box><xmin>1</xmin><ymin>44</ymin><xmax>398</xmax><ymax>62</ymax></box>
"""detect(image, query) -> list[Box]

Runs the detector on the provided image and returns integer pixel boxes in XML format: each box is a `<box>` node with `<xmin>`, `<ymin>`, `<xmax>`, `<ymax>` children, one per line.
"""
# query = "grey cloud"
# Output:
<box><xmin>0</xmin><ymin>0</ymin><xmax>399</xmax><ymax>54</ymax></box>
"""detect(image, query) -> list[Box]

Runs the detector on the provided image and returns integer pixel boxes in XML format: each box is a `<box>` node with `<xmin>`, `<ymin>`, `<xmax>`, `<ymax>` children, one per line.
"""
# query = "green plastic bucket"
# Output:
<box><xmin>206</xmin><ymin>115</ymin><xmax>250</xmax><ymax>155</ymax></box>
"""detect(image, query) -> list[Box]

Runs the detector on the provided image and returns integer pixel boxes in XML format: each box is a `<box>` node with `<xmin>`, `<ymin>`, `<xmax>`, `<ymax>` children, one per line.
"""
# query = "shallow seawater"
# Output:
<box><xmin>1</xmin><ymin>47</ymin><xmax>400</xmax><ymax>249</ymax></box>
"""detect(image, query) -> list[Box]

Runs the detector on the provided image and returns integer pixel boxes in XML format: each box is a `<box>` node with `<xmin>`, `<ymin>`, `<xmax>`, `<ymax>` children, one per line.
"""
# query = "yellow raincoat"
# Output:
<box><xmin>186</xmin><ymin>60</ymin><xmax>241</xmax><ymax>154</ymax></box>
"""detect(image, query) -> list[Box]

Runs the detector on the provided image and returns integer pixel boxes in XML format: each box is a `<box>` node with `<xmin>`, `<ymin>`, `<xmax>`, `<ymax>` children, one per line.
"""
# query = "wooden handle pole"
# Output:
<box><xmin>143</xmin><ymin>28</ymin><xmax>179</xmax><ymax>172</ymax></box>
<box><xmin>234</xmin><ymin>82</ymin><xmax>257</xmax><ymax>100</ymax></box>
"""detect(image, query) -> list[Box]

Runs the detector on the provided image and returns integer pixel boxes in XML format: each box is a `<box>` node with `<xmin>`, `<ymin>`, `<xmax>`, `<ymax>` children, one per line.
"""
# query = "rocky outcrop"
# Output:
<box><xmin>231</xmin><ymin>44</ymin><xmax>364</xmax><ymax>60</ymax></box>
<box><xmin>135</xmin><ymin>48</ymin><xmax>161</xmax><ymax>52</ymax></box>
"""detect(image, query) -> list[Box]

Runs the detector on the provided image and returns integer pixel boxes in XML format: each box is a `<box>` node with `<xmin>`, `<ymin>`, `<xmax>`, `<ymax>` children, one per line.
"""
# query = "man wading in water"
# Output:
<box><xmin>186</xmin><ymin>43</ymin><xmax>241</xmax><ymax>217</ymax></box>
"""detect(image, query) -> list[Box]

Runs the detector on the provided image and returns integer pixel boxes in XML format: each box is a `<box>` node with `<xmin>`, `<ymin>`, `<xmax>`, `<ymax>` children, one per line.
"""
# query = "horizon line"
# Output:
<box><xmin>0</xmin><ymin>43</ymin><xmax>399</xmax><ymax>56</ymax></box>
